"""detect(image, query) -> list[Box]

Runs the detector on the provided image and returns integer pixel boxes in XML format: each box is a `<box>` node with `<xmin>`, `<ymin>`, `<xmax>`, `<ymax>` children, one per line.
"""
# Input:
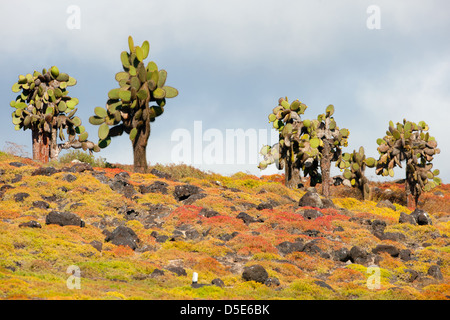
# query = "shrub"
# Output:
<box><xmin>59</xmin><ymin>150</ymin><xmax>107</xmax><ymax>167</ymax></box>
<box><xmin>150</xmin><ymin>163</ymin><xmax>209</xmax><ymax>180</ymax></box>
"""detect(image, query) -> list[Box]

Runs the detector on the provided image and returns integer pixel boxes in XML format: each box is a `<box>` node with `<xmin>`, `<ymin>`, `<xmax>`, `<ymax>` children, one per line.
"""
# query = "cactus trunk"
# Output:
<box><xmin>50</xmin><ymin>128</ymin><xmax>60</xmax><ymax>161</ymax></box>
<box><xmin>284</xmin><ymin>158</ymin><xmax>301</xmax><ymax>189</ymax></box>
<box><xmin>405</xmin><ymin>168</ymin><xmax>418</xmax><ymax>208</ymax></box>
<box><xmin>32</xmin><ymin>128</ymin><xmax>51</xmax><ymax>163</ymax></box>
<box><xmin>320</xmin><ymin>140</ymin><xmax>332</xmax><ymax>197</ymax></box>
<box><xmin>132</xmin><ymin>117</ymin><xmax>150</xmax><ymax>173</ymax></box>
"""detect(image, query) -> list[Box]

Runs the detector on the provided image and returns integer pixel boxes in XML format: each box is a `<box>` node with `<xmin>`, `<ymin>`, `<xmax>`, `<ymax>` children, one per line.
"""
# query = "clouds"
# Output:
<box><xmin>354</xmin><ymin>58</ymin><xmax>450</xmax><ymax>178</ymax></box>
<box><xmin>0</xmin><ymin>0</ymin><xmax>449</xmax><ymax>181</ymax></box>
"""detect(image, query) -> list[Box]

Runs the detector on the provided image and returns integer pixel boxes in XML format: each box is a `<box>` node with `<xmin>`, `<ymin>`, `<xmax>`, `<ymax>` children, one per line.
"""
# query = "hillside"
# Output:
<box><xmin>0</xmin><ymin>152</ymin><xmax>449</xmax><ymax>300</ymax></box>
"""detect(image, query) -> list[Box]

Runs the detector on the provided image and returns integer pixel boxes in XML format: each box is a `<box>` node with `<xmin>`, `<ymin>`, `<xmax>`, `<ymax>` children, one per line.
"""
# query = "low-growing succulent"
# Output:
<box><xmin>10</xmin><ymin>67</ymin><xmax>98</xmax><ymax>162</ymax></box>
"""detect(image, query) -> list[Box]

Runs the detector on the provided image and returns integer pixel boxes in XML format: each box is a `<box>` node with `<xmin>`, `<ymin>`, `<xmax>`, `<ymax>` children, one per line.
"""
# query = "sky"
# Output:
<box><xmin>1</xmin><ymin>0</ymin><xmax>449</xmax><ymax>182</ymax></box>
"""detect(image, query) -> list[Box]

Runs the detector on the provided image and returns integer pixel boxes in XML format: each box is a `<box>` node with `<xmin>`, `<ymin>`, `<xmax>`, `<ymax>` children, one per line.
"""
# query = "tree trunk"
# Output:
<box><xmin>285</xmin><ymin>160</ymin><xmax>301</xmax><ymax>189</ymax></box>
<box><xmin>50</xmin><ymin>127</ymin><xmax>60</xmax><ymax>162</ymax></box>
<box><xmin>132</xmin><ymin>118</ymin><xmax>151</xmax><ymax>173</ymax></box>
<box><xmin>32</xmin><ymin>128</ymin><xmax>51</xmax><ymax>163</ymax></box>
<box><xmin>320</xmin><ymin>141</ymin><xmax>332</xmax><ymax>197</ymax></box>
<box><xmin>405</xmin><ymin>169</ymin><xmax>418</xmax><ymax>208</ymax></box>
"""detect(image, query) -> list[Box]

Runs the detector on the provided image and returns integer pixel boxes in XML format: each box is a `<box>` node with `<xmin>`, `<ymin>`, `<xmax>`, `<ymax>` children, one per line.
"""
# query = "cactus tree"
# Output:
<box><xmin>10</xmin><ymin>67</ymin><xmax>98</xmax><ymax>163</ymax></box>
<box><xmin>90</xmin><ymin>36</ymin><xmax>178</xmax><ymax>173</ymax></box>
<box><xmin>375</xmin><ymin>119</ymin><xmax>441</xmax><ymax>207</ymax></box>
<box><xmin>306</xmin><ymin>105</ymin><xmax>349</xmax><ymax>197</ymax></box>
<box><xmin>258</xmin><ymin>97</ymin><xmax>311</xmax><ymax>188</ymax></box>
<box><xmin>336</xmin><ymin>146</ymin><xmax>377</xmax><ymax>200</ymax></box>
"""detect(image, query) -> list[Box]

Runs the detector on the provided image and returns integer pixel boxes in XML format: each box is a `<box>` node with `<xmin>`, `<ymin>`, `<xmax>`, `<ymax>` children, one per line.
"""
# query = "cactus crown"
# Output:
<box><xmin>336</xmin><ymin>146</ymin><xmax>377</xmax><ymax>199</ymax></box>
<box><xmin>376</xmin><ymin>119</ymin><xmax>441</xmax><ymax>195</ymax></box>
<box><xmin>10</xmin><ymin>67</ymin><xmax>97</xmax><ymax>152</ymax></box>
<box><xmin>259</xmin><ymin>101</ymin><xmax>349</xmax><ymax>187</ymax></box>
<box><xmin>90</xmin><ymin>36</ymin><xmax>179</xmax><ymax>148</ymax></box>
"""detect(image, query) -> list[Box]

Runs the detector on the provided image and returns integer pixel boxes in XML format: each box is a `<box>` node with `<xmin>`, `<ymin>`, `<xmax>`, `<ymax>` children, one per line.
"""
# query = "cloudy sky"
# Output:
<box><xmin>1</xmin><ymin>0</ymin><xmax>449</xmax><ymax>182</ymax></box>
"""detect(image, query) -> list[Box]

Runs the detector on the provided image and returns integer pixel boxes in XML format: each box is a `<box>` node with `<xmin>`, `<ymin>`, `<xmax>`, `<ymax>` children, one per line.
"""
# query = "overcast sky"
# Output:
<box><xmin>1</xmin><ymin>0</ymin><xmax>449</xmax><ymax>182</ymax></box>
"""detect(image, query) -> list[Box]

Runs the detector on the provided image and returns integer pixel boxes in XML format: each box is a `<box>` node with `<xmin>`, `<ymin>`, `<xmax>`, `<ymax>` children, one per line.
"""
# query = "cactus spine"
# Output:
<box><xmin>10</xmin><ymin>67</ymin><xmax>98</xmax><ymax>162</ymax></box>
<box><xmin>90</xmin><ymin>36</ymin><xmax>178</xmax><ymax>173</ymax></box>
<box><xmin>375</xmin><ymin>119</ymin><xmax>441</xmax><ymax>207</ymax></box>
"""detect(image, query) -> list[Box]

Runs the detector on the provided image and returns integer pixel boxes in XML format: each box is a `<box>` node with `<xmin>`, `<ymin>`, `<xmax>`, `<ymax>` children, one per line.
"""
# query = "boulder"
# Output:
<box><xmin>236</xmin><ymin>212</ymin><xmax>262</xmax><ymax>225</ymax></box>
<box><xmin>62</xmin><ymin>174</ymin><xmax>77</xmax><ymax>183</ymax></box>
<box><xmin>379</xmin><ymin>232</ymin><xmax>406</xmax><ymax>242</ymax></box>
<box><xmin>217</xmin><ymin>232</ymin><xmax>239</xmax><ymax>242</ymax></box>
<box><xmin>298</xmin><ymin>191</ymin><xmax>323</xmax><ymax>208</ymax></box>
<box><xmin>109</xmin><ymin>174</ymin><xmax>136</xmax><ymax>199</ymax></box>
<box><xmin>399</xmin><ymin>212</ymin><xmax>417</xmax><ymax>225</ymax></box>
<box><xmin>427</xmin><ymin>265</ymin><xmax>443</xmax><ymax>280</ymax></box>
<box><xmin>151</xmin><ymin>231</ymin><xmax>169</xmax><ymax>243</ymax></box>
<box><xmin>139</xmin><ymin>181</ymin><xmax>168</xmax><ymax>195</ymax></box>
<box><xmin>404</xmin><ymin>269</ymin><xmax>419</xmax><ymax>282</ymax></box>
<box><xmin>19</xmin><ymin>220</ymin><xmax>42</xmax><ymax>228</ymax></box>
<box><xmin>314</xmin><ymin>280</ymin><xmax>335</xmax><ymax>291</ymax></box>
<box><xmin>0</xmin><ymin>184</ymin><xmax>14</xmax><ymax>194</ymax></box>
<box><xmin>45</xmin><ymin>211</ymin><xmax>85</xmax><ymax>227</ymax></box>
<box><xmin>169</xmin><ymin>224</ymin><xmax>200</xmax><ymax>241</ymax></box>
<box><xmin>257</xmin><ymin>200</ymin><xmax>279</xmax><ymax>211</ymax></box>
<box><xmin>321</xmin><ymin>198</ymin><xmax>336</xmax><ymax>209</ymax></box>
<box><xmin>89</xmin><ymin>240</ymin><xmax>103</xmax><ymax>252</ymax></box>
<box><xmin>199</xmin><ymin>208</ymin><xmax>220</xmax><ymax>218</ymax></box>
<box><xmin>32</xmin><ymin>166</ymin><xmax>59</xmax><ymax>176</ymax></box>
<box><xmin>14</xmin><ymin>192</ymin><xmax>30</xmax><ymax>202</ymax></box>
<box><xmin>105</xmin><ymin>225</ymin><xmax>140</xmax><ymax>250</ymax></box>
<box><xmin>166</xmin><ymin>266</ymin><xmax>187</xmax><ymax>277</ymax></box>
<box><xmin>372</xmin><ymin>244</ymin><xmax>399</xmax><ymax>257</ymax></box>
<box><xmin>211</xmin><ymin>278</ymin><xmax>225</xmax><ymax>287</ymax></box>
<box><xmin>150</xmin><ymin>168</ymin><xmax>172</xmax><ymax>180</ymax></box>
<box><xmin>334</xmin><ymin>247</ymin><xmax>351</xmax><ymax>262</ymax></box>
<box><xmin>302</xmin><ymin>241</ymin><xmax>322</xmax><ymax>255</ymax></box>
<box><xmin>399</xmin><ymin>249</ymin><xmax>412</xmax><ymax>261</ymax></box>
<box><xmin>370</xmin><ymin>219</ymin><xmax>387</xmax><ymax>235</ymax></box>
<box><xmin>303</xmin><ymin>229</ymin><xmax>321</xmax><ymax>237</ymax></box>
<box><xmin>242</xmin><ymin>265</ymin><xmax>269</xmax><ymax>284</ymax></box>
<box><xmin>173</xmin><ymin>184</ymin><xmax>204</xmax><ymax>202</ymax></box>
<box><xmin>11</xmin><ymin>174</ymin><xmax>22</xmax><ymax>183</ymax></box>
<box><xmin>265</xmin><ymin>277</ymin><xmax>280</xmax><ymax>287</ymax></box>
<box><xmin>32</xmin><ymin>201</ymin><xmax>50</xmax><ymax>210</ymax></box>
<box><xmin>349</xmin><ymin>246</ymin><xmax>368</xmax><ymax>264</ymax></box>
<box><xmin>64</xmin><ymin>162</ymin><xmax>93</xmax><ymax>173</ymax></box>
<box><xmin>410</xmin><ymin>209</ymin><xmax>432</xmax><ymax>225</ymax></box>
<box><xmin>376</xmin><ymin>199</ymin><xmax>396</xmax><ymax>211</ymax></box>
<box><xmin>299</xmin><ymin>209</ymin><xmax>323</xmax><ymax>220</ymax></box>
<box><xmin>183</xmin><ymin>193</ymin><xmax>207</xmax><ymax>205</ymax></box>
<box><xmin>276</xmin><ymin>241</ymin><xmax>305</xmax><ymax>255</ymax></box>
<box><xmin>9</xmin><ymin>162</ymin><xmax>26</xmax><ymax>168</ymax></box>
<box><xmin>150</xmin><ymin>268</ymin><xmax>165</xmax><ymax>278</ymax></box>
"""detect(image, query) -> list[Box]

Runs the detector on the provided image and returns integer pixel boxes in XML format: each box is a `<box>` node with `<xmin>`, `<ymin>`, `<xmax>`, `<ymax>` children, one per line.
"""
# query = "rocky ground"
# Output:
<box><xmin>0</xmin><ymin>153</ymin><xmax>449</xmax><ymax>299</ymax></box>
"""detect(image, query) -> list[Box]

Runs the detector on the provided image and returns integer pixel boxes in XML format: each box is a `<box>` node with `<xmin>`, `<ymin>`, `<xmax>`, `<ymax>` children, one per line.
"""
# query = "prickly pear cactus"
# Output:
<box><xmin>90</xmin><ymin>36</ymin><xmax>178</xmax><ymax>173</ymax></box>
<box><xmin>375</xmin><ymin>119</ymin><xmax>441</xmax><ymax>207</ymax></box>
<box><xmin>258</xmin><ymin>97</ymin><xmax>319</xmax><ymax>188</ymax></box>
<box><xmin>307</xmin><ymin>105</ymin><xmax>350</xmax><ymax>197</ymax></box>
<box><xmin>259</xmin><ymin>101</ymin><xmax>348</xmax><ymax>193</ymax></box>
<box><xmin>336</xmin><ymin>146</ymin><xmax>377</xmax><ymax>200</ymax></box>
<box><xmin>10</xmin><ymin>66</ymin><xmax>97</xmax><ymax>162</ymax></box>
